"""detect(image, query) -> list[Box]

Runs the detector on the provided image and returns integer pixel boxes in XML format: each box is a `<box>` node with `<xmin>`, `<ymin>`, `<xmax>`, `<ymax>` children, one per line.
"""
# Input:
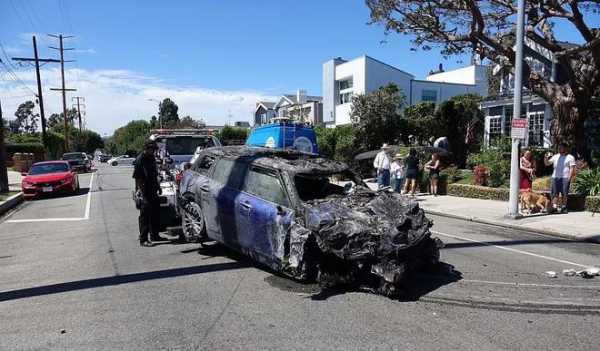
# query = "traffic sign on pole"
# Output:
<box><xmin>511</xmin><ymin>118</ymin><xmax>528</xmax><ymax>139</ymax></box>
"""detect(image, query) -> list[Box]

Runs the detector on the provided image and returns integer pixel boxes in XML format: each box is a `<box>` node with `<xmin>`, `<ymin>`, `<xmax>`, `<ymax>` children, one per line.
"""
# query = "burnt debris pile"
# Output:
<box><xmin>305</xmin><ymin>190</ymin><xmax>443</xmax><ymax>297</ymax></box>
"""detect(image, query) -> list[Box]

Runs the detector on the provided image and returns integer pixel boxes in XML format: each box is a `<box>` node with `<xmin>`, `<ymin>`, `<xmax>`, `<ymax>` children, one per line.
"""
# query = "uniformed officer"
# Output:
<box><xmin>133</xmin><ymin>140</ymin><xmax>161</xmax><ymax>246</ymax></box>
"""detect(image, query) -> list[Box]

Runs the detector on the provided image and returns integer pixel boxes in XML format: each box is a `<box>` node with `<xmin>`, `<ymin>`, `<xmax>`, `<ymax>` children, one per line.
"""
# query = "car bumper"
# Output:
<box><xmin>22</xmin><ymin>182</ymin><xmax>74</xmax><ymax>198</ymax></box>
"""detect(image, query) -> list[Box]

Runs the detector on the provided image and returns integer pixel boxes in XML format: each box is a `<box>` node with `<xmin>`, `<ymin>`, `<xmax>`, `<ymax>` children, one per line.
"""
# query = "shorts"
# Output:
<box><xmin>551</xmin><ymin>177</ymin><xmax>570</xmax><ymax>198</ymax></box>
<box><xmin>405</xmin><ymin>169</ymin><xmax>418</xmax><ymax>180</ymax></box>
<box><xmin>429</xmin><ymin>171</ymin><xmax>439</xmax><ymax>180</ymax></box>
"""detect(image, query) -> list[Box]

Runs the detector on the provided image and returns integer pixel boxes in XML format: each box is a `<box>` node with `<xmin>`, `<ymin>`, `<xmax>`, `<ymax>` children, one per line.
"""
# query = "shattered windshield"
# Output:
<box><xmin>162</xmin><ymin>137</ymin><xmax>214</xmax><ymax>155</ymax></box>
<box><xmin>294</xmin><ymin>172</ymin><xmax>354</xmax><ymax>201</ymax></box>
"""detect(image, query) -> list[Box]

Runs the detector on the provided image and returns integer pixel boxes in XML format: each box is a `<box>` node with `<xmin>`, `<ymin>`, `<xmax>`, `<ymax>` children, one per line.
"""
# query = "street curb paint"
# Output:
<box><xmin>0</xmin><ymin>192</ymin><xmax>24</xmax><ymax>217</ymax></box>
<box><xmin>424</xmin><ymin>209</ymin><xmax>600</xmax><ymax>244</ymax></box>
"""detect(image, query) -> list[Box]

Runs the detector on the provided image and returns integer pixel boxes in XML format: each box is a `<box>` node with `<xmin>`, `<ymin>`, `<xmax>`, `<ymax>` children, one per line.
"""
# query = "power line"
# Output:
<box><xmin>0</xmin><ymin>54</ymin><xmax>37</xmax><ymax>96</ymax></box>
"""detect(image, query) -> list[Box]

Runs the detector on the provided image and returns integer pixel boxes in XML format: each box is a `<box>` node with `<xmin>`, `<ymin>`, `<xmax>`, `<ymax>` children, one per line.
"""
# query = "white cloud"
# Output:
<box><xmin>0</xmin><ymin>67</ymin><xmax>276</xmax><ymax>135</ymax></box>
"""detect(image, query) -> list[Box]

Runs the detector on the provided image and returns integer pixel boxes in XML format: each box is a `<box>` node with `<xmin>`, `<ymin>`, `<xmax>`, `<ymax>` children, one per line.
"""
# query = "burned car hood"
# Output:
<box><xmin>304</xmin><ymin>190</ymin><xmax>433</xmax><ymax>261</ymax></box>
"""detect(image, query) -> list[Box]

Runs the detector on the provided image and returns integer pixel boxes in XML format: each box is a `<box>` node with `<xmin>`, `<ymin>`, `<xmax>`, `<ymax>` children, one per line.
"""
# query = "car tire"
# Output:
<box><xmin>180</xmin><ymin>195</ymin><xmax>207</xmax><ymax>245</ymax></box>
<box><xmin>111</xmin><ymin>161</ymin><xmax>118</xmax><ymax>166</ymax></box>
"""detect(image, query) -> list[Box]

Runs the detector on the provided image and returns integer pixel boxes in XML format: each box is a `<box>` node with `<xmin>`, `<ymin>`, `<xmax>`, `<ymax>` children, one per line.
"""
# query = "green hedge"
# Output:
<box><xmin>585</xmin><ymin>196</ymin><xmax>600</xmax><ymax>213</ymax></box>
<box><xmin>5</xmin><ymin>143</ymin><xmax>45</xmax><ymax>154</ymax></box>
<box><xmin>447</xmin><ymin>183</ymin><xmax>509</xmax><ymax>201</ymax></box>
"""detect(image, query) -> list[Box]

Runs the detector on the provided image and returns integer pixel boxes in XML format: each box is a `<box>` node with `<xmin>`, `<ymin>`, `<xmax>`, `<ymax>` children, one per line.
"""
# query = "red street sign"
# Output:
<box><xmin>511</xmin><ymin>118</ymin><xmax>527</xmax><ymax>139</ymax></box>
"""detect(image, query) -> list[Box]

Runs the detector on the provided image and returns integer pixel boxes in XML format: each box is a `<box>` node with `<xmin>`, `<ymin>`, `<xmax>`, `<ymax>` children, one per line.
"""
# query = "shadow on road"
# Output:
<box><xmin>0</xmin><ymin>261</ymin><xmax>249</xmax><ymax>303</ymax></box>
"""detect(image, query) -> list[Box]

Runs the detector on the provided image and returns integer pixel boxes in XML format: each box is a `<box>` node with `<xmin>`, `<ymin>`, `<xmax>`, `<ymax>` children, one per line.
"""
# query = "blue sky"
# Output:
<box><xmin>1</xmin><ymin>0</ymin><xmax>598</xmax><ymax>134</ymax></box>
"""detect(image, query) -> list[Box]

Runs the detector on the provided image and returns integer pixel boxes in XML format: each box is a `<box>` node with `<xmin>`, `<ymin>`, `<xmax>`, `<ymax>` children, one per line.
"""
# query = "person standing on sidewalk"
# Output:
<box><xmin>373</xmin><ymin>143</ymin><xmax>391</xmax><ymax>189</ymax></box>
<box><xmin>425</xmin><ymin>153</ymin><xmax>441</xmax><ymax>196</ymax></box>
<box><xmin>133</xmin><ymin>140</ymin><xmax>162</xmax><ymax>246</ymax></box>
<box><xmin>403</xmin><ymin>148</ymin><xmax>420</xmax><ymax>196</ymax></box>
<box><xmin>519</xmin><ymin>150</ymin><xmax>535</xmax><ymax>191</ymax></box>
<box><xmin>544</xmin><ymin>143</ymin><xmax>576</xmax><ymax>213</ymax></box>
<box><xmin>390</xmin><ymin>153</ymin><xmax>405</xmax><ymax>193</ymax></box>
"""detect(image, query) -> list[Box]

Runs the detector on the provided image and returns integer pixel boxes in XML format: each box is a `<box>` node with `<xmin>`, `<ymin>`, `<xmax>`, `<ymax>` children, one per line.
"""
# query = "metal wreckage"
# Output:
<box><xmin>179</xmin><ymin>146</ymin><xmax>443</xmax><ymax>297</ymax></box>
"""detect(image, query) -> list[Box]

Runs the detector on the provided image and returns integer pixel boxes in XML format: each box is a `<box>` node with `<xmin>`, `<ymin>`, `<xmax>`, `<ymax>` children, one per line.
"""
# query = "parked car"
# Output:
<box><xmin>21</xmin><ymin>161</ymin><xmax>80</xmax><ymax>199</ymax></box>
<box><xmin>61</xmin><ymin>152</ymin><xmax>91</xmax><ymax>172</ymax></box>
<box><xmin>98</xmin><ymin>154</ymin><xmax>112</xmax><ymax>163</ymax></box>
<box><xmin>108</xmin><ymin>155</ymin><xmax>136</xmax><ymax>166</ymax></box>
<box><xmin>178</xmin><ymin>146</ymin><xmax>441</xmax><ymax>297</ymax></box>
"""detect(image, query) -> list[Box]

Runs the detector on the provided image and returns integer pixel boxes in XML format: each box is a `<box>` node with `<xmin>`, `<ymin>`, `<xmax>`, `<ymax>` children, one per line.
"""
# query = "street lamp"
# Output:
<box><xmin>507</xmin><ymin>0</ymin><xmax>526</xmax><ymax>218</ymax></box>
<box><xmin>147</xmin><ymin>98</ymin><xmax>162</xmax><ymax>128</ymax></box>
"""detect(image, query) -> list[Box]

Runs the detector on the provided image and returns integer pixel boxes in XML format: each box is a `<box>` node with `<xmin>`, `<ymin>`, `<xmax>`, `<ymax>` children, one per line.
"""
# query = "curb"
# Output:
<box><xmin>0</xmin><ymin>192</ymin><xmax>24</xmax><ymax>217</ymax></box>
<box><xmin>424</xmin><ymin>209</ymin><xmax>600</xmax><ymax>244</ymax></box>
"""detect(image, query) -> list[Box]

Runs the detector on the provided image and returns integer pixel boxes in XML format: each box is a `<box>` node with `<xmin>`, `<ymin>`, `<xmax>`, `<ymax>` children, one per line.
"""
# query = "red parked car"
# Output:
<box><xmin>21</xmin><ymin>161</ymin><xmax>80</xmax><ymax>199</ymax></box>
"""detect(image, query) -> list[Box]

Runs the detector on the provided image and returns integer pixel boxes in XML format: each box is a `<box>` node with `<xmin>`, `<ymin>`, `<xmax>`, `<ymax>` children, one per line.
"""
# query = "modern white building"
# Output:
<box><xmin>322</xmin><ymin>55</ymin><xmax>488</xmax><ymax>126</ymax></box>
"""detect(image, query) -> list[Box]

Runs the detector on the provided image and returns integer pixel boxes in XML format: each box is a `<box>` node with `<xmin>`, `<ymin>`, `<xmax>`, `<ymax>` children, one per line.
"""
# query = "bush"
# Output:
<box><xmin>5</xmin><ymin>143</ymin><xmax>45</xmax><ymax>154</ymax></box>
<box><xmin>573</xmin><ymin>168</ymin><xmax>600</xmax><ymax>196</ymax></box>
<box><xmin>440</xmin><ymin>166</ymin><xmax>462</xmax><ymax>183</ymax></box>
<box><xmin>532</xmin><ymin>176</ymin><xmax>552</xmax><ymax>192</ymax></box>
<box><xmin>473</xmin><ymin>165</ymin><xmax>488</xmax><ymax>186</ymax></box>
<box><xmin>585</xmin><ymin>196</ymin><xmax>600</xmax><ymax>213</ymax></box>
<box><xmin>467</xmin><ymin>146</ymin><xmax>510</xmax><ymax>187</ymax></box>
<box><xmin>314</xmin><ymin>125</ymin><xmax>356</xmax><ymax>164</ymax></box>
<box><xmin>447</xmin><ymin>183</ymin><xmax>509</xmax><ymax>201</ymax></box>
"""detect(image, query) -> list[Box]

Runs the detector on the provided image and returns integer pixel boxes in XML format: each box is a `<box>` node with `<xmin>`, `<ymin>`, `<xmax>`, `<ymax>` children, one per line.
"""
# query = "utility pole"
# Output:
<box><xmin>0</xmin><ymin>98</ymin><xmax>8</xmax><ymax>193</ymax></box>
<box><xmin>49</xmin><ymin>34</ymin><xmax>76</xmax><ymax>152</ymax></box>
<box><xmin>72</xmin><ymin>96</ymin><xmax>85</xmax><ymax>132</ymax></box>
<box><xmin>508</xmin><ymin>0</ymin><xmax>526</xmax><ymax>218</ymax></box>
<box><xmin>12</xmin><ymin>35</ymin><xmax>60</xmax><ymax>149</ymax></box>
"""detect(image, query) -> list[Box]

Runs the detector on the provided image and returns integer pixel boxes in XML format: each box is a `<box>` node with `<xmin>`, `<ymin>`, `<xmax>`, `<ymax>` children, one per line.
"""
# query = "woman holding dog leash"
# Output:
<box><xmin>519</xmin><ymin>150</ymin><xmax>535</xmax><ymax>191</ymax></box>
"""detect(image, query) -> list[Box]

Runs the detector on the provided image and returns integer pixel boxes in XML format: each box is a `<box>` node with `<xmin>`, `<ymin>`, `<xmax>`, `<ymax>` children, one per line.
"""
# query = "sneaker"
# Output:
<box><xmin>140</xmin><ymin>241</ymin><xmax>153</xmax><ymax>247</ymax></box>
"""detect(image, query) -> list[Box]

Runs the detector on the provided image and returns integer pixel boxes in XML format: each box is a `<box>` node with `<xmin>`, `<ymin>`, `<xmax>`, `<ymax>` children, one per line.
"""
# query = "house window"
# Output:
<box><xmin>489</xmin><ymin>116</ymin><xmax>502</xmax><ymax>144</ymax></box>
<box><xmin>503</xmin><ymin>108</ymin><xmax>513</xmax><ymax>136</ymax></box>
<box><xmin>528</xmin><ymin>111</ymin><xmax>545</xmax><ymax>146</ymax></box>
<box><xmin>338</xmin><ymin>78</ymin><xmax>353</xmax><ymax>91</ymax></box>
<box><xmin>421</xmin><ymin>90</ymin><xmax>437</xmax><ymax>102</ymax></box>
<box><xmin>339</xmin><ymin>92</ymin><xmax>352</xmax><ymax>104</ymax></box>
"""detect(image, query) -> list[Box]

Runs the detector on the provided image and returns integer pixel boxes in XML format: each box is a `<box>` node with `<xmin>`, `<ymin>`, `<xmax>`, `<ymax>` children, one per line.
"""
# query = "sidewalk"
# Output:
<box><xmin>418</xmin><ymin>195</ymin><xmax>600</xmax><ymax>243</ymax></box>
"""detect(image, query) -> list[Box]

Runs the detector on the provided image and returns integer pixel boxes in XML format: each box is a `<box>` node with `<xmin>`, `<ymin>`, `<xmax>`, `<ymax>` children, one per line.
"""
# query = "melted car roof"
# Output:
<box><xmin>200</xmin><ymin>146</ymin><xmax>349</xmax><ymax>175</ymax></box>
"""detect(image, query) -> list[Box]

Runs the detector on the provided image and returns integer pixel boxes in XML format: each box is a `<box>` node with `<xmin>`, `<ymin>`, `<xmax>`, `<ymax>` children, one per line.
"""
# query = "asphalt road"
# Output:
<box><xmin>1</xmin><ymin>164</ymin><xmax>600</xmax><ymax>351</ymax></box>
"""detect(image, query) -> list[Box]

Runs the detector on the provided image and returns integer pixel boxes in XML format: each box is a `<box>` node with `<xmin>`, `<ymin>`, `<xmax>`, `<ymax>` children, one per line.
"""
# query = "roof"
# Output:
<box><xmin>255</xmin><ymin>101</ymin><xmax>276</xmax><ymax>113</ymax></box>
<box><xmin>281</xmin><ymin>94</ymin><xmax>323</xmax><ymax>104</ymax></box>
<box><xmin>200</xmin><ymin>146</ymin><xmax>348</xmax><ymax>175</ymax></box>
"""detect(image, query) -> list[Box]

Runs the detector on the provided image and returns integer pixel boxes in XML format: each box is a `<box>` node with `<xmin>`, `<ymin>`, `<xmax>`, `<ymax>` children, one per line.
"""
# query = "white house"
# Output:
<box><xmin>322</xmin><ymin>55</ymin><xmax>488</xmax><ymax>127</ymax></box>
<box><xmin>254</xmin><ymin>90</ymin><xmax>323</xmax><ymax>126</ymax></box>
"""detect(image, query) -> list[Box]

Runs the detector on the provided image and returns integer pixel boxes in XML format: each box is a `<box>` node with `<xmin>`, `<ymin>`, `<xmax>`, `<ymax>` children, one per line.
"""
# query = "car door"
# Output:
<box><xmin>200</xmin><ymin>158</ymin><xmax>245</xmax><ymax>244</ymax></box>
<box><xmin>236</xmin><ymin>165</ymin><xmax>293</xmax><ymax>263</ymax></box>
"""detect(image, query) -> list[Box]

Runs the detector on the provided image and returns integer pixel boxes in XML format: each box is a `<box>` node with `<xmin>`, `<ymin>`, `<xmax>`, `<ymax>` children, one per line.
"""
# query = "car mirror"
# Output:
<box><xmin>195</xmin><ymin>146</ymin><xmax>203</xmax><ymax>154</ymax></box>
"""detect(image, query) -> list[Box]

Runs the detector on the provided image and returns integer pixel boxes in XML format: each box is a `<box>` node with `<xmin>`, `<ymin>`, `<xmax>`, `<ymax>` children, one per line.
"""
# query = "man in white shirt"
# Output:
<box><xmin>544</xmin><ymin>142</ymin><xmax>576</xmax><ymax>213</ymax></box>
<box><xmin>373</xmin><ymin>143</ymin><xmax>391</xmax><ymax>189</ymax></box>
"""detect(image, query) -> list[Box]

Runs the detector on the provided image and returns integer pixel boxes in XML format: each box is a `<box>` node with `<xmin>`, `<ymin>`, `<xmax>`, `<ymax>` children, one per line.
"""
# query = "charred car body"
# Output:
<box><xmin>178</xmin><ymin>146</ymin><xmax>442</xmax><ymax>296</ymax></box>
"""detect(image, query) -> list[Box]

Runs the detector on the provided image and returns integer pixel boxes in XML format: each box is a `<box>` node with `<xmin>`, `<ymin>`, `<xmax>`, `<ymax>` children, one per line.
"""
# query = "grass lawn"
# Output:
<box><xmin>456</xmin><ymin>172</ymin><xmax>474</xmax><ymax>185</ymax></box>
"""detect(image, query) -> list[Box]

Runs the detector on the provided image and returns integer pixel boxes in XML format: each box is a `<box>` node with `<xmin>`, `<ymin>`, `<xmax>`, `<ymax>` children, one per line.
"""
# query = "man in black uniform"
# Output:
<box><xmin>133</xmin><ymin>140</ymin><xmax>161</xmax><ymax>246</ymax></box>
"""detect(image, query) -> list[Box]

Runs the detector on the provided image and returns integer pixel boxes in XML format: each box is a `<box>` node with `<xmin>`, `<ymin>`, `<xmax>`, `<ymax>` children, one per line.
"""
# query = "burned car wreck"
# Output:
<box><xmin>178</xmin><ymin>146</ymin><xmax>442</xmax><ymax>297</ymax></box>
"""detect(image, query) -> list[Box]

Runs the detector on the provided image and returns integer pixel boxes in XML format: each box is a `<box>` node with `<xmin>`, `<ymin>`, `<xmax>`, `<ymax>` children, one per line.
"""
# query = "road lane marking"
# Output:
<box><xmin>5</xmin><ymin>172</ymin><xmax>95</xmax><ymax>224</ymax></box>
<box><xmin>432</xmin><ymin>230</ymin><xmax>589</xmax><ymax>268</ymax></box>
<box><xmin>461</xmin><ymin>279</ymin><xmax>600</xmax><ymax>290</ymax></box>
<box><xmin>84</xmin><ymin>172</ymin><xmax>94</xmax><ymax>219</ymax></box>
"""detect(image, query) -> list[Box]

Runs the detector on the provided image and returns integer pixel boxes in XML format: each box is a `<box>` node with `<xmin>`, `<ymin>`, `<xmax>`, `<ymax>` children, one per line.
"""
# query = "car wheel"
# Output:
<box><xmin>111</xmin><ymin>161</ymin><xmax>118</xmax><ymax>166</ymax></box>
<box><xmin>181</xmin><ymin>197</ymin><xmax>207</xmax><ymax>244</ymax></box>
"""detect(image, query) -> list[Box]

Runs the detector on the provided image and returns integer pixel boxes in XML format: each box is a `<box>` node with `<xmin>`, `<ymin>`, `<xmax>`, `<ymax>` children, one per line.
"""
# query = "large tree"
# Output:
<box><xmin>48</xmin><ymin>108</ymin><xmax>78</xmax><ymax>129</ymax></box>
<box><xmin>367</xmin><ymin>0</ymin><xmax>600</xmax><ymax>156</ymax></box>
<box><xmin>350</xmin><ymin>83</ymin><xmax>408</xmax><ymax>151</ymax></box>
<box><xmin>13</xmin><ymin>100</ymin><xmax>39</xmax><ymax>134</ymax></box>
<box><xmin>158</xmin><ymin>98</ymin><xmax>179</xmax><ymax>128</ymax></box>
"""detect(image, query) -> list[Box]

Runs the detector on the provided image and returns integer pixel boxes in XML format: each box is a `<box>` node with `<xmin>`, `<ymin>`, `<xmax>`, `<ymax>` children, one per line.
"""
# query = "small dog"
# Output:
<box><xmin>519</xmin><ymin>191</ymin><xmax>550</xmax><ymax>214</ymax></box>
